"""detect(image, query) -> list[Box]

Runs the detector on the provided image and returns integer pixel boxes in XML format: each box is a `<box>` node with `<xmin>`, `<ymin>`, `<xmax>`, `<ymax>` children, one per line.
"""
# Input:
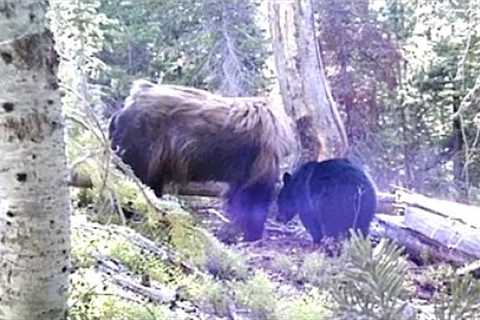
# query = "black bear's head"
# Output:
<box><xmin>276</xmin><ymin>172</ymin><xmax>297</xmax><ymax>223</ymax></box>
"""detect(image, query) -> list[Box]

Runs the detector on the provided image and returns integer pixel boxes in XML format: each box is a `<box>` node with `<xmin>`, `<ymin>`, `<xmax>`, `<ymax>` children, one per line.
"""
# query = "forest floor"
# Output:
<box><xmin>191</xmin><ymin>195</ymin><xmax>317</xmax><ymax>272</ymax></box>
<box><xmin>191</xmin><ymin>195</ymin><xmax>441</xmax><ymax>320</ymax></box>
<box><xmin>70</xmin><ymin>192</ymin><xmax>455</xmax><ymax>320</ymax></box>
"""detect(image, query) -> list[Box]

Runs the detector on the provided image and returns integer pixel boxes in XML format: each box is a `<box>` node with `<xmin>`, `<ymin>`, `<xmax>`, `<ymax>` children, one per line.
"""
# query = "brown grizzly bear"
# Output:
<box><xmin>109</xmin><ymin>80</ymin><xmax>292</xmax><ymax>241</ymax></box>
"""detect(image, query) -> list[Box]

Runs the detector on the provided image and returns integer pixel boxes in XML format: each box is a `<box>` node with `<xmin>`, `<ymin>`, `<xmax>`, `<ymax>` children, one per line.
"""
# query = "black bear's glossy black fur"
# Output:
<box><xmin>277</xmin><ymin>159</ymin><xmax>377</xmax><ymax>243</ymax></box>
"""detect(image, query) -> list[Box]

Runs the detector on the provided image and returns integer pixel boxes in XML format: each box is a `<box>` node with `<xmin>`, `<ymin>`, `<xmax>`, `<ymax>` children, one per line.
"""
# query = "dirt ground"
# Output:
<box><xmin>188</xmin><ymin>195</ymin><xmax>443</xmax><ymax>320</ymax></box>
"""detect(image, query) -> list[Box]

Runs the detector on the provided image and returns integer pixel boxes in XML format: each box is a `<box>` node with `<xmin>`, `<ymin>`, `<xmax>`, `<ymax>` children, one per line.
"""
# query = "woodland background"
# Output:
<box><xmin>1</xmin><ymin>0</ymin><xmax>480</xmax><ymax>319</ymax></box>
<box><xmin>56</xmin><ymin>0</ymin><xmax>480</xmax><ymax>318</ymax></box>
<box><xmin>55</xmin><ymin>0</ymin><xmax>480</xmax><ymax>204</ymax></box>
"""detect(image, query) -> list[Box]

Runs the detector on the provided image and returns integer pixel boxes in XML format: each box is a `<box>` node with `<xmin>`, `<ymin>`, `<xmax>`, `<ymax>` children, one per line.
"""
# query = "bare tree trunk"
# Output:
<box><xmin>0</xmin><ymin>2</ymin><xmax>70</xmax><ymax>319</ymax></box>
<box><xmin>268</xmin><ymin>0</ymin><xmax>348</xmax><ymax>165</ymax></box>
<box><xmin>452</xmin><ymin>96</ymin><xmax>467</xmax><ymax>197</ymax></box>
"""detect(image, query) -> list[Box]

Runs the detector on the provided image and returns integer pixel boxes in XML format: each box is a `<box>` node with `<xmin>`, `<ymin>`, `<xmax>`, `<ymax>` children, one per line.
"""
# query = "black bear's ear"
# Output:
<box><xmin>282</xmin><ymin>172</ymin><xmax>292</xmax><ymax>185</ymax></box>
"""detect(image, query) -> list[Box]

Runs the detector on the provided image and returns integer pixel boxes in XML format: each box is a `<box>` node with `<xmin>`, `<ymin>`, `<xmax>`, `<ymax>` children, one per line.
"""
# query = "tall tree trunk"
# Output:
<box><xmin>0</xmin><ymin>2</ymin><xmax>71</xmax><ymax>319</ymax></box>
<box><xmin>268</xmin><ymin>0</ymin><xmax>348</xmax><ymax>166</ymax></box>
<box><xmin>452</xmin><ymin>96</ymin><xmax>466</xmax><ymax>196</ymax></box>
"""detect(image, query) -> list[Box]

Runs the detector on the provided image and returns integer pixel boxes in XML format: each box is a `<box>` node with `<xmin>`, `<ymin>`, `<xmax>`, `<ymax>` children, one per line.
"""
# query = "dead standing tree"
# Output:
<box><xmin>268</xmin><ymin>0</ymin><xmax>348</xmax><ymax>165</ymax></box>
<box><xmin>267</xmin><ymin>2</ymin><xmax>480</xmax><ymax>271</ymax></box>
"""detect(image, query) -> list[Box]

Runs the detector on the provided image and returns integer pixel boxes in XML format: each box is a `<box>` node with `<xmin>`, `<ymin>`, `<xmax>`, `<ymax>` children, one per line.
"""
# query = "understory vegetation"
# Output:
<box><xmin>69</xmin><ymin>190</ymin><xmax>480</xmax><ymax>319</ymax></box>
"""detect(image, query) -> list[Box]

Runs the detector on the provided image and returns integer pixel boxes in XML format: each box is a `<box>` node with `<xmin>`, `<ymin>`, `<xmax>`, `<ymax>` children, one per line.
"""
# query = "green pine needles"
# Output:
<box><xmin>328</xmin><ymin>233</ymin><xmax>480</xmax><ymax>320</ymax></box>
<box><xmin>330</xmin><ymin>233</ymin><xmax>411</xmax><ymax>320</ymax></box>
<box><xmin>432</xmin><ymin>267</ymin><xmax>480</xmax><ymax>320</ymax></box>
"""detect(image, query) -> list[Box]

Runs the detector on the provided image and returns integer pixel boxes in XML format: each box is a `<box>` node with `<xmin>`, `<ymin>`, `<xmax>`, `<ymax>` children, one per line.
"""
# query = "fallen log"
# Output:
<box><xmin>371</xmin><ymin>214</ymin><xmax>478</xmax><ymax>265</ymax></box>
<box><xmin>376</xmin><ymin>192</ymin><xmax>399</xmax><ymax>214</ymax></box>
<box><xmin>372</xmin><ymin>190</ymin><xmax>480</xmax><ymax>266</ymax></box>
<box><xmin>68</xmin><ymin>167</ymin><xmax>226</xmax><ymax>198</ymax></box>
<box><xmin>171</xmin><ymin>182</ymin><xmax>226</xmax><ymax>197</ymax></box>
<box><xmin>397</xmin><ymin>191</ymin><xmax>480</xmax><ymax>228</ymax></box>
<box><xmin>71</xmin><ymin>216</ymin><xmax>230</xmax><ymax>319</ymax></box>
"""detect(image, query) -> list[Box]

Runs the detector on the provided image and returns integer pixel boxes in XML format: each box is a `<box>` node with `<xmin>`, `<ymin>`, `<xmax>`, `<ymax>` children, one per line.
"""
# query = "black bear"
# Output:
<box><xmin>276</xmin><ymin>159</ymin><xmax>377</xmax><ymax>243</ymax></box>
<box><xmin>109</xmin><ymin>80</ymin><xmax>292</xmax><ymax>241</ymax></box>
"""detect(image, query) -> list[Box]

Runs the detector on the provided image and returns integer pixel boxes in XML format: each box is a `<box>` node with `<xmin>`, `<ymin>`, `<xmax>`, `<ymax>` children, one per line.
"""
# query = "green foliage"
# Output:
<box><xmin>275</xmin><ymin>288</ymin><xmax>330</xmax><ymax>320</ymax></box>
<box><xmin>429</xmin><ymin>266</ymin><xmax>480</xmax><ymax>319</ymax></box>
<box><xmin>109</xmin><ymin>242</ymin><xmax>177</xmax><ymax>285</ymax></box>
<box><xmin>316</xmin><ymin>0</ymin><xmax>399</xmax><ymax>145</ymax></box>
<box><xmin>70</xmin><ymin>215</ymin><xmax>131</xmax><ymax>269</ymax></box>
<box><xmin>68</xmin><ymin>256</ymin><xmax>175</xmax><ymax>320</ymax></box>
<box><xmin>202</xmin><ymin>233</ymin><xmax>249</xmax><ymax>280</ymax></box>
<box><xmin>49</xmin><ymin>0</ymin><xmax>116</xmax><ymax>220</ymax></box>
<box><xmin>49</xmin><ymin>2</ymin><xmax>480</xmax><ymax>319</ymax></box>
<box><xmin>49</xmin><ymin>0</ymin><xmax>111</xmax><ymax>118</ymax></box>
<box><xmin>99</xmin><ymin>0</ymin><xmax>268</xmax><ymax>100</ymax></box>
<box><xmin>270</xmin><ymin>251</ymin><xmax>340</xmax><ymax>289</ymax></box>
<box><xmin>368</xmin><ymin>0</ymin><xmax>480</xmax><ymax>201</ymax></box>
<box><xmin>234</xmin><ymin>272</ymin><xmax>278</xmax><ymax>320</ymax></box>
<box><xmin>330</xmin><ymin>233</ymin><xmax>410</xmax><ymax>320</ymax></box>
<box><xmin>70</xmin><ymin>290</ymin><xmax>175</xmax><ymax>320</ymax></box>
<box><xmin>49</xmin><ymin>0</ymin><xmax>109</xmax><ymax>72</ymax></box>
<box><xmin>271</xmin><ymin>253</ymin><xmax>298</xmax><ymax>277</ymax></box>
<box><xmin>93</xmin><ymin>297</ymin><xmax>174</xmax><ymax>320</ymax></box>
<box><xmin>297</xmin><ymin>252</ymin><xmax>337</xmax><ymax>289</ymax></box>
<box><xmin>68</xmin><ymin>216</ymin><xmax>209</xmax><ymax>320</ymax></box>
<box><xmin>316</xmin><ymin>0</ymin><xmax>480</xmax><ymax>203</ymax></box>
<box><xmin>169</xmin><ymin>218</ymin><xmax>248</xmax><ymax>280</ymax></box>
<box><xmin>71</xmin><ymin>223</ymin><xmax>101</xmax><ymax>268</ymax></box>
<box><xmin>190</xmin><ymin>270</ymin><xmax>332</xmax><ymax>320</ymax></box>
<box><xmin>71</xmin><ymin>155</ymin><xmax>170</xmax><ymax>228</ymax></box>
<box><xmin>68</xmin><ymin>268</ymin><xmax>108</xmax><ymax>320</ymax></box>
<box><xmin>186</xmin><ymin>276</ymin><xmax>233</xmax><ymax>317</ymax></box>
<box><xmin>166</xmin><ymin>212</ymin><xmax>207</xmax><ymax>264</ymax></box>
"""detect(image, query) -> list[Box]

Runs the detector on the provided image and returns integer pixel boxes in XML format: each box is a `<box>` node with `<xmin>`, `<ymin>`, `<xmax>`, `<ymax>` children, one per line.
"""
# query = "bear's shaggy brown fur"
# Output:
<box><xmin>109</xmin><ymin>80</ymin><xmax>292</xmax><ymax>241</ymax></box>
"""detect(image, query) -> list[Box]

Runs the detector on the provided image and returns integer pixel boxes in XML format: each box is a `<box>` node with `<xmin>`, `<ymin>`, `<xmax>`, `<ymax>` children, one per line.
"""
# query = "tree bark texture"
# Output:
<box><xmin>0</xmin><ymin>1</ymin><xmax>71</xmax><ymax>319</ymax></box>
<box><xmin>268</xmin><ymin>0</ymin><xmax>348</xmax><ymax>165</ymax></box>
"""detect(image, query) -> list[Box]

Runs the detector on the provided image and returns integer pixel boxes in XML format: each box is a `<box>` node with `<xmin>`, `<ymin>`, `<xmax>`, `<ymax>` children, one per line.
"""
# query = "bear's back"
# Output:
<box><xmin>291</xmin><ymin>158</ymin><xmax>377</xmax><ymax>240</ymax></box>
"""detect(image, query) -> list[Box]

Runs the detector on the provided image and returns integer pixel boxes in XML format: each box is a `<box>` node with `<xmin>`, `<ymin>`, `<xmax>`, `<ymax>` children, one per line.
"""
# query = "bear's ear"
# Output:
<box><xmin>282</xmin><ymin>172</ymin><xmax>292</xmax><ymax>185</ymax></box>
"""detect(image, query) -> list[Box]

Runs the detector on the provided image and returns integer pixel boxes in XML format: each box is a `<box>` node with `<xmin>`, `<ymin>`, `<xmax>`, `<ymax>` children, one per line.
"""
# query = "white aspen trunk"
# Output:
<box><xmin>0</xmin><ymin>1</ymin><xmax>71</xmax><ymax>319</ymax></box>
<box><xmin>268</xmin><ymin>0</ymin><xmax>348</xmax><ymax>164</ymax></box>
